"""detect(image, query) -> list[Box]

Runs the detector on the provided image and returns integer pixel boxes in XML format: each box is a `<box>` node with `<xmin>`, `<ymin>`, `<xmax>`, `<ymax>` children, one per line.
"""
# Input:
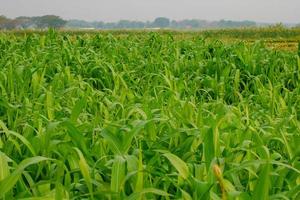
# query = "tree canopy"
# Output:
<box><xmin>0</xmin><ymin>15</ymin><xmax>66</xmax><ymax>29</ymax></box>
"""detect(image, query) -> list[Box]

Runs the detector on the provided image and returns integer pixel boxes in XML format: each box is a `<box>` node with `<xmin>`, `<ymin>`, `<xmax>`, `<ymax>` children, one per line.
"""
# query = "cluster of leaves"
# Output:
<box><xmin>0</xmin><ymin>30</ymin><xmax>300</xmax><ymax>199</ymax></box>
<box><xmin>0</xmin><ymin>15</ymin><xmax>67</xmax><ymax>30</ymax></box>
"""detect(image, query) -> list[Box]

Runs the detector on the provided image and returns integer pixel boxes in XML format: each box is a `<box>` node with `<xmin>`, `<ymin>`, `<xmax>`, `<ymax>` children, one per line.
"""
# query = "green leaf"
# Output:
<box><xmin>253</xmin><ymin>162</ymin><xmax>270</xmax><ymax>200</ymax></box>
<box><xmin>134</xmin><ymin>146</ymin><xmax>144</xmax><ymax>194</ymax></box>
<box><xmin>111</xmin><ymin>156</ymin><xmax>126</xmax><ymax>193</ymax></box>
<box><xmin>62</xmin><ymin>120</ymin><xmax>88</xmax><ymax>156</ymax></box>
<box><xmin>181</xmin><ymin>189</ymin><xmax>193</xmax><ymax>200</ymax></box>
<box><xmin>70</xmin><ymin>97</ymin><xmax>87</xmax><ymax>122</ymax></box>
<box><xmin>74</xmin><ymin>147</ymin><xmax>93</xmax><ymax>199</ymax></box>
<box><xmin>163</xmin><ymin>152</ymin><xmax>189</xmax><ymax>179</ymax></box>
<box><xmin>0</xmin><ymin>151</ymin><xmax>10</xmax><ymax>181</ymax></box>
<box><xmin>0</xmin><ymin>120</ymin><xmax>36</xmax><ymax>156</ymax></box>
<box><xmin>46</xmin><ymin>90</ymin><xmax>54</xmax><ymax>121</ymax></box>
<box><xmin>126</xmin><ymin>188</ymin><xmax>170</xmax><ymax>200</ymax></box>
<box><xmin>121</xmin><ymin>121</ymin><xmax>147</xmax><ymax>154</ymax></box>
<box><xmin>101</xmin><ymin>128</ymin><xmax>122</xmax><ymax>155</ymax></box>
<box><xmin>0</xmin><ymin>156</ymin><xmax>50</xmax><ymax>195</ymax></box>
<box><xmin>204</xmin><ymin>128</ymin><xmax>215</xmax><ymax>171</ymax></box>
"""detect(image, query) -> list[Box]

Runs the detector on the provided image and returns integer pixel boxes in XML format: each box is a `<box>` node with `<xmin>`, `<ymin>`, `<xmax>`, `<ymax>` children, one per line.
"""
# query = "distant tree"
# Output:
<box><xmin>0</xmin><ymin>16</ymin><xmax>23</xmax><ymax>29</ymax></box>
<box><xmin>171</xmin><ymin>19</ymin><xmax>208</xmax><ymax>29</ymax></box>
<box><xmin>66</xmin><ymin>19</ymin><xmax>93</xmax><ymax>28</ymax></box>
<box><xmin>217</xmin><ymin>20</ymin><xmax>256</xmax><ymax>28</ymax></box>
<box><xmin>92</xmin><ymin>21</ymin><xmax>105</xmax><ymax>29</ymax></box>
<box><xmin>117</xmin><ymin>20</ymin><xmax>132</xmax><ymax>29</ymax></box>
<box><xmin>152</xmin><ymin>17</ymin><xmax>170</xmax><ymax>28</ymax></box>
<box><xmin>0</xmin><ymin>15</ymin><xmax>12</xmax><ymax>29</ymax></box>
<box><xmin>34</xmin><ymin>15</ymin><xmax>67</xmax><ymax>29</ymax></box>
<box><xmin>0</xmin><ymin>15</ymin><xmax>8</xmax><ymax>23</ymax></box>
<box><xmin>0</xmin><ymin>15</ymin><xmax>8</xmax><ymax>28</ymax></box>
<box><xmin>183</xmin><ymin>19</ymin><xmax>200</xmax><ymax>28</ymax></box>
<box><xmin>14</xmin><ymin>17</ymin><xmax>35</xmax><ymax>29</ymax></box>
<box><xmin>116</xmin><ymin>20</ymin><xmax>146</xmax><ymax>29</ymax></box>
<box><xmin>134</xmin><ymin>21</ymin><xmax>146</xmax><ymax>28</ymax></box>
<box><xmin>104</xmin><ymin>22</ymin><xmax>118</xmax><ymax>29</ymax></box>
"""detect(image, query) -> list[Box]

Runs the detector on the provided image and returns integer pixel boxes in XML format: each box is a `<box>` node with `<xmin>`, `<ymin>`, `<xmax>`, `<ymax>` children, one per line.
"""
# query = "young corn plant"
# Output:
<box><xmin>0</xmin><ymin>30</ymin><xmax>299</xmax><ymax>199</ymax></box>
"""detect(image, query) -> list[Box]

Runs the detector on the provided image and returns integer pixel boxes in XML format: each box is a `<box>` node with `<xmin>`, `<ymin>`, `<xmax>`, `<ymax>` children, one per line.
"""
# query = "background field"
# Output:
<box><xmin>0</xmin><ymin>29</ymin><xmax>300</xmax><ymax>199</ymax></box>
<box><xmin>5</xmin><ymin>27</ymin><xmax>300</xmax><ymax>51</ymax></box>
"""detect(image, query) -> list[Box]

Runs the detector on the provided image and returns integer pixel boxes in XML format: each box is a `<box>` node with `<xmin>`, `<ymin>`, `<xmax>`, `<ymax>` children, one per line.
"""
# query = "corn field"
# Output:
<box><xmin>0</xmin><ymin>30</ymin><xmax>300</xmax><ymax>199</ymax></box>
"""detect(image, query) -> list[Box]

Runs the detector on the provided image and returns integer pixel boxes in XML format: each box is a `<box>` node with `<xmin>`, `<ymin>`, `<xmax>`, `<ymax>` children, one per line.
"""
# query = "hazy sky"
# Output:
<box><xmin>0</xmin><ymin>0</ymin><xmax>299</xmax><ymax>23</ymax></box>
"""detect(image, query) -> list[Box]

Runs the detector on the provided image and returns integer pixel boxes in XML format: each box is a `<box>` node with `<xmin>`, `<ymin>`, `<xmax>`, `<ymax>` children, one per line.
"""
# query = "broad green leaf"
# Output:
<box><xmin>135</xmin><ymin>147</ymin><xmax>144</xmax><ymax>194</ymax></box>
<box><xmin>0</xmin><ymin>151</ymin><xmax>10</xmax><ymax>181</ymax></box>
<box><xmin>121</xmin><ymin>120</ymin><xmax>147</xmax><ymax>154</ymax></box>
<box><xmin>111</xmin><ymin>156</ymin><xmax>126</xmax><ymax>193</ymax></box>
<box><xmin>181</xmin><ymin>189</ymin><xmax>193</xmax><ymax>200</ymax></box>
<box><xmin>163</xmin><ymin>152</ymin><xmax>189</xmax><ymax>179</ymax></box>
<box><xmin>70</xmin><ymin>97</ymin><xmax>87</xmax><ymax>122</ymax></box>
<box><xmin>253</xmin><ymin>162</ymin><xmax>270</xmax><ymax>200</ymax></box>
<box><xmin>101</xmin><ymin>128</ymin><xmax>122</xmax><ymax>155</ymax></box>
<box><xmin>204</xmin><ymin>128</ymin><xmax>215</xmax><ymax>171</ymax></box>
<box><xmin>62</xmin><ymin>120</ymin><xmax>88</xmax><ymax>156</ymax></box>
<box><xmin>0</xmin><ymin>156</ymin><xmax>50</xmax><ymax>195</ymax></box>
<box><xmin>74</xmin><ymin>147</ymin><xmax>93</xmax><ymax>199</ymax></box>
<box><xmin>0</xmin><ymin>120</ymin><xmax>36</xmax><ymax>156</ymax></box>
<box><xmin>46</xmin><ymin>90</ymin><xmax>54</xmax><ymax>121</ymax></box>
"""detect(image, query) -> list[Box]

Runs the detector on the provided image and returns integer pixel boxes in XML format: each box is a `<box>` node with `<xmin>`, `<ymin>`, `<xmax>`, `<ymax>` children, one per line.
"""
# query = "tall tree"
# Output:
<box><xmin>34</xmin><ymin>15</ymin><xmax>67</xmax><ymax>28</ymax></box>
<box><xmin>0</xmin><ymin>16</ymin><xmax>11</xmax><ymax>29</ymax></box>
<box><xmin>152</xmin><ymin>17</ymin><xmax>170</xmax><ymax>28</ymax></box>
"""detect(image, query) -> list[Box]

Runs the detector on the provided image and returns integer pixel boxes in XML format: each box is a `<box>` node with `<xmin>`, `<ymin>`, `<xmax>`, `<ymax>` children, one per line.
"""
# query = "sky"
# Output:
<box><xmin>0</xmin><ymin>0</ymin><xmax>299</xmax><ymax>23</ymax></box>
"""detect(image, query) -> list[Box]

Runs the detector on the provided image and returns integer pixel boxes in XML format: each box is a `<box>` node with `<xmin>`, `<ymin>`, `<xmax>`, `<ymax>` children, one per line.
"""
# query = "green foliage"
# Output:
<box><xmin>33</xmin><ymin>15</ymin><xmax>67</xmax><ymax>29</ymax></box>
<box><xmin>0</xmin><ymin>15</ymin><xmax>66</xmax><ymax>30</ymax></box>
<box><xmin>0</xmin><ymin>30</ymin><xmax>299</xmax><ymax>199</ymax></box>
<box><xmin>152</xmin><ymin>17</ymin><xmax>171</xmax><ymax>28</ymax></box>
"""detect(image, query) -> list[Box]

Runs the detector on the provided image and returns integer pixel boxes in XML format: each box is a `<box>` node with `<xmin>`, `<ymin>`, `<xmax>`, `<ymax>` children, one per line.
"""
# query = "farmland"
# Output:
<box><xmin>0</xmin><ymin>29</ymin><xmax>300</xmax><ymax>199</ymax></box>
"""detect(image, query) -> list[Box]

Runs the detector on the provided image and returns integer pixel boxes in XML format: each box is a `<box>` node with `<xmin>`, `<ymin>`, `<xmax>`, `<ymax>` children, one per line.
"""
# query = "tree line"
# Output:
<box><xmin>66</xmin><ymin>18</ymin><xmax>258</xmax><ymax>29</ymax></box>
<box><xmin>0</xmin><ymin>15</ymin><xmax>67</xmax><ymax>29</ymax></box>
<box><xmin>0</xmin><ymin>15</ymin><xmax>299</xmax><ymax>30</ymax></box>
